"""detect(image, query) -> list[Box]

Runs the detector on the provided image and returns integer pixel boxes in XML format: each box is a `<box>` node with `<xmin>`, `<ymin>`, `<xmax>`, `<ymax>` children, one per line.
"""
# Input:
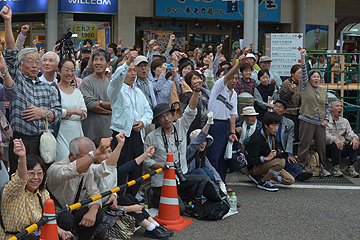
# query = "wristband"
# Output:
<box><xmin>230</xmin><ymin>132</ymin><xmax>236</xmax><ymax>135</ymax></box>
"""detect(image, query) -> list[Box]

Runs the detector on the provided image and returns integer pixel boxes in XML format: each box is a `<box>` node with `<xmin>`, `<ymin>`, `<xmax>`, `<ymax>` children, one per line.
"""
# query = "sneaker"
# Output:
<box><xmin>248</xmin><ymin>174</ymin><xmax>262</xmax><ymax>185</ymax></box>
<box><xmin>322</xmin><ymin>169</ymin><xmax>331</xmax><ymax>177</ymax></box>
<box><xmin>331</xmin><ymin>165</ymin><xmax>343</xmax><ymax>177</ymax></box>
<box><xmin>346</xmin><ymin>165</ymin><xmax>359</xmax><ymax>178</ymax></box>
<box><xmin>257</xmin><ymin>180</ymin><xmax>278</xmax><ymax>192</ymax></box>
<box><xmin>158</xmin><ymin>224</ymin><xmax>174</xmax><ymax>237</ymax></box>
<box><xmin>296</xmin><ymin>171</ymin><xmax>313</xmax><ymax>182</ymax></box>
<box><xmin>144</xmin><ymin>226</ymin><xmax>170</xmax><ymax>239</ymax></box>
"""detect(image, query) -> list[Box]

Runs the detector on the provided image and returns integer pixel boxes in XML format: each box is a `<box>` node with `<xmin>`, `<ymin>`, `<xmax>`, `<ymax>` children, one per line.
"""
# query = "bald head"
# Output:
<box><xmin>69</xmin><ymin>137</ymin><xmax>95</xmax><ymax>160</ymax></box>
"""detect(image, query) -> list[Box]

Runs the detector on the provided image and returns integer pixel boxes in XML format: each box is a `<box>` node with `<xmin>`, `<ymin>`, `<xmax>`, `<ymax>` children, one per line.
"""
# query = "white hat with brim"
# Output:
<box><xmin>241</xmin><ymin>106</ymin><xmax>259</xmax><ymax>116</ymax></box>
<box><xmin>134</xmin><ymin>55</ymin><xmax>148</xmax><ymax>66</ymax></box>
<box><xmin>189</xmin><ymin>129</ymin><xmax>214</xmax><ymax>147</ymax></box>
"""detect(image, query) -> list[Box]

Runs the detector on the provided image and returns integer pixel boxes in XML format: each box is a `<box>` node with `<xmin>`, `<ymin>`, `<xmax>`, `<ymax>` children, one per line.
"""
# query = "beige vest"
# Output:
<box><xmin>299</xmin><ymin>82</ymin><xmax>327</xmax><ymax>120</ymax></box>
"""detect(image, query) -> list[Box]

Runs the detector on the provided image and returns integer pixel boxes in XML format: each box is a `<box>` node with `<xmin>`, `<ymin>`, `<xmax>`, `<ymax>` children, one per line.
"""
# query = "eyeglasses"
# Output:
<box><xmin>27</xmin><ymin>171</ymin><xmax>45</xmax><ymax>178</ymax></box>
<box><xmin>24</xmin><ymin>59</ymin><xmax>41</xmax><ymax>66</ymax></box>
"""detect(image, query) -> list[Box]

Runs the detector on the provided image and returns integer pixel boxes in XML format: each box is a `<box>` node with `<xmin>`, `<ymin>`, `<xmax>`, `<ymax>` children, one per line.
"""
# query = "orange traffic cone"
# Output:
<box><xmin>40</xmin><ymin>198</ymin><xmax>59</xmax><ymax>240</ymax></box>
<box><xmin>154</xmin><ymin>152</ymin><xmax>193</xmax><ymax>231</ymax></box>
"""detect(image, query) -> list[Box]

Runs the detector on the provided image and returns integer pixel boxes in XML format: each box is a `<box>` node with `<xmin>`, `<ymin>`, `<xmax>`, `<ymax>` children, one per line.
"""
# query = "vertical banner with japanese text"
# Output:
<box><xmin>266</xmin><ymin>33</ymin><xmax>304</xmax><ymax>77</ymax></box>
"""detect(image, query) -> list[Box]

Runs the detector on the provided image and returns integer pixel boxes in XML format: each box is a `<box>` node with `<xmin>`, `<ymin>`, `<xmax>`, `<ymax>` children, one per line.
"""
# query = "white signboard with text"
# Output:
<box><xmin>267</xmin><ymin>33</ymin><xmax>303</xmax><ymax>77</ymax></box>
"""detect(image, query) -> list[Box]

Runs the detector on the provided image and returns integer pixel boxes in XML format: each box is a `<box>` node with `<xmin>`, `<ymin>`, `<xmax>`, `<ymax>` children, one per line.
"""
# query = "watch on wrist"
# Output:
<box><xmin>99</xmin><ymin>100</ymin><xmax>103</xmax><ymax>106</ymax></box>
<box><xmin>46</xmin><ymin>110</ymin><xmax>50</xmax><ymax>119</ymax></box>
<box><xmin>0</xmin><ymin>68</ymin><xmax>7</xmax><ymax>77</ymax></box>
<box><xmin>88</xmin><ymin>151</ymin><xmax>97</xmax><ymax>163</ymax></box>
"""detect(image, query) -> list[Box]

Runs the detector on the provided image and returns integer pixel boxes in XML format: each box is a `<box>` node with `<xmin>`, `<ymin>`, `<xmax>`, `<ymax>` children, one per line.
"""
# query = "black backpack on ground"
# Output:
<box><xmin>187</xmin><ymin>179</ymin><xmax>230</xmax><ymax>220</ymax></box>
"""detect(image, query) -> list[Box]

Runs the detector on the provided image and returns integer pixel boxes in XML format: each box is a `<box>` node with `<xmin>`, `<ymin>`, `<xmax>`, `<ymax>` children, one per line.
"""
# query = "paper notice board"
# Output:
<box><xmin>265</xmin><ymin>33</ymin><xmax>303</xmax><ymax>77</ymax></box>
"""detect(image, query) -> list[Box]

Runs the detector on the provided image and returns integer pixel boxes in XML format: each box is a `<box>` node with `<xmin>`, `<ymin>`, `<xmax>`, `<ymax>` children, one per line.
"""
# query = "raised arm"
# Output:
<box><xmin>223</xmin><ymin>54</ymin><xmax>245</xmax><ymax>85</ymax></box>
<box><xmin>13</xmin><ymin>139</ymin><xmax>27</xmax><ymax>180</ymax></box>
<box><xmin>1</xmin><ymin>4</ymin><xmax>15</xmax><ymax>50</ymax></box>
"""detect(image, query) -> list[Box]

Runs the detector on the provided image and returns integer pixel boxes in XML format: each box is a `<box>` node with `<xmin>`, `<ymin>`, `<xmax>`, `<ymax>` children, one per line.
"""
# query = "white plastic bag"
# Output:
<box><xmin>0</xmin><ymin>160</ymin><xmax>9</xmax><ymax>189</ymax></box>
<box><xmin>39</xmin><ymin>115</ymin><xmax>57</xmax><ymax>164</ymax></box>
<box><xmin>224</xmin><ymin>141</ymin><xmax>233</xmax><ymax>160</ymax></box>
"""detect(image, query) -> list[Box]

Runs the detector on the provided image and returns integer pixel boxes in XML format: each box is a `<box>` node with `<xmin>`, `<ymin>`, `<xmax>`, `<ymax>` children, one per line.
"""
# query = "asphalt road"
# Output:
<box><xmin>132</xmin><ymin>173</ymin><xmax>360</xmax><ymax>240</ymax></box>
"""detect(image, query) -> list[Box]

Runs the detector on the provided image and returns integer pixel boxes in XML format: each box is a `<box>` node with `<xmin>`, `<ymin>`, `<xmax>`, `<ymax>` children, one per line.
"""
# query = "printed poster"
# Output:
<box><xmin>267</xmin><ymin>33</ymin><xmax>304</xmax><ymax>77</ymax></box>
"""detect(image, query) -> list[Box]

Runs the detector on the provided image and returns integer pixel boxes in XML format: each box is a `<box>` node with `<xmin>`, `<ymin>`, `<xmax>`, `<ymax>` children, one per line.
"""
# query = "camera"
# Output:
<box><xmin>62</xmin><ymin>28</ymin><xmax>74</xmax><ymax>59</ymax></box>
<box><xmin>174</xmin><ymin>162</ymin><xmax>187</xmax><ymax>183</ymax></box>
<box><xmin>276</xmin><ymin>148</ymin><xmax>286</xmax><ymax>159</ymax></box>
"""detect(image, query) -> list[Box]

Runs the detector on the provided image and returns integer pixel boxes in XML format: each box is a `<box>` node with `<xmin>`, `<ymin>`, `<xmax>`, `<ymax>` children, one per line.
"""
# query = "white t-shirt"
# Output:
<box><xmin>208</xmin><ymin>76</ymin><xmax>238</xmax><ymax>120</ymax></box>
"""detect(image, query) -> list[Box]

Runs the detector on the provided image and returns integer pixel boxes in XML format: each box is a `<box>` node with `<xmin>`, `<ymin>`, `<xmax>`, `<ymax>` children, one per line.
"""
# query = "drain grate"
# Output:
<box><xmin>297</xmin><ymin>175</ymin><xmax>354</xmax><ymax>185</ymax></box>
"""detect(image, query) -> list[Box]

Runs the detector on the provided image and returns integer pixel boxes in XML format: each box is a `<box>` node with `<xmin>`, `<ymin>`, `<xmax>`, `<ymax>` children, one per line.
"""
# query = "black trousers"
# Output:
<box><xmin>151</xmin><ymin>174</ymin><xmax>210</xmax><ymax>215</ymax></box>
<box><xmin>57</xmin><ymin>206</ymin><xmax>104</xmax><ymax>240</ymax></box>
<box><xmin>326</xmin><ymin>142</ymin><xmax>359</xmax><ymax>166</ymax></box>
<box><xmin>9</xmin><ymin>133</ymin><xmax>41</xmax><ymax>175</ymax></box>
<box><xmin>112</xmin><ymin>130</ymin><xmax>144</xmax><ymax>197</ymax></box>
<box><xmin>118</xmin><ymin>193</ymin><xmax>150</xmax><ymax>225</ymax></box>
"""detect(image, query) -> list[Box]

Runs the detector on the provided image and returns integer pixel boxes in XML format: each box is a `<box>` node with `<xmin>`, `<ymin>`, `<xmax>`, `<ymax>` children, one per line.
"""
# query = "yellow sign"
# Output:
<box><xmin>74</xmin><ymin>22</ymin><xmax>98</xmax><ymax>40</ymax></box>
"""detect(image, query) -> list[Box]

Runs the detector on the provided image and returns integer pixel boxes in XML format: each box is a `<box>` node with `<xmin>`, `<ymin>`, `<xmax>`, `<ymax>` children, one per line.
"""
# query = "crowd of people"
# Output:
<box><xmin>0</xmin><ymin>4</ymin><xmax>359</xmax><ymax>240</ymax></box>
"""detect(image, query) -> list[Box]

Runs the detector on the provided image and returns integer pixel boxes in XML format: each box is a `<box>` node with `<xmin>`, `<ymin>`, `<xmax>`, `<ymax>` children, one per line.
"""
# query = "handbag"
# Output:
<box><xmin>0</xmin><ymin>110</ymin><xmax>12</xmax><ymax>142</ymax></box>
<box><xmin>39</xmin><ymin>112</ymin><xmax>57</xmax><ymax>164</ymax></box>
<box><xmin>228</xmin><ymin>139</ymin><xmax>248</xmax><ymax>172</ymax></box>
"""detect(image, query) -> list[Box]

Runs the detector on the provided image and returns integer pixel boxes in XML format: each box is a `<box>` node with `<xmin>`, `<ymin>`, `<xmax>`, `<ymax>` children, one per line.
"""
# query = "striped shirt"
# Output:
<box><xmin>5</xmin><ymin>48</ymin><xmax>61</xmax><ymax>136</ymax></box>
<box><xmin>0</xmin><ymin>172</ymin><xmax>49</xmax><ymax>239</ymax></box>
<box><xmin>298</xmin><ymin>64</ymin><xmax>330</xmax><ymax>125</ymax></box>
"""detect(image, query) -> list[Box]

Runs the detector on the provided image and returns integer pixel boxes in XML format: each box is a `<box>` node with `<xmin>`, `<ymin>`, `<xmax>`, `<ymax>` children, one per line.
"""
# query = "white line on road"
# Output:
<box><xmin>227</xmin><ymin>182</ymin><xmax>360</xmax><ymax>190</ymax></box>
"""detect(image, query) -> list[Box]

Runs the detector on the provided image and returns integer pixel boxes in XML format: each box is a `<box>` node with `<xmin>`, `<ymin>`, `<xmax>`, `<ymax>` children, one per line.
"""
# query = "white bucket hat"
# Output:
<box><xmin>241</xmin><ymin>106</ymin><xmax>259</xmax><ymax>116</ymax></box>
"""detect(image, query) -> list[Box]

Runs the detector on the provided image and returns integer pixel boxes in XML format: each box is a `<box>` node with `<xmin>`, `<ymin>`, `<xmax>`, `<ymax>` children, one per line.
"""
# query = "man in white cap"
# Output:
<box><xmin>252</xmin><ymin>55</ymin><xmax>282</xmax><ymax>91</ymax></box>
<box><xmin>108</xmin><ymin>50</ymin><xmax>153</xmax><ymax>197</ymax></box>
<box><xmin>134</xmin><ymin>55</ymin><xmax>157</xmax><ymax>109</ymax></box>
<box><xmin>236</xmin><ymin>106</ymin><xmax>262</xmax><ymax>150</ymax></box>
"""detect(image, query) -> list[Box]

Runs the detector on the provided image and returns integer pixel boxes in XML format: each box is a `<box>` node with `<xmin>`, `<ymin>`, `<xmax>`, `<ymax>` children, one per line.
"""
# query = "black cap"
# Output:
<box><xmin>152</xmin><ymin>103</ymin><xmax>175</xmax><ymax>123</ymax></box>
<box><xmin>82</xmin><ymin>47</ymin><xmax>91</xmax><ymax>52</ymax></box>
<box><xmin>274</xmin><ymin>99</ymin><xmax>288</xmax><ymax>109</ymax></box>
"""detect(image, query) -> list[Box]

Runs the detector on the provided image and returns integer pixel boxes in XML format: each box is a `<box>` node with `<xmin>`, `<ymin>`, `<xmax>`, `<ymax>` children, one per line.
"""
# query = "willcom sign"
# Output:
<box><xmin>59</xmin><ymin>0</ymin><xmax>118</xmax><ymax>14</ymax></box>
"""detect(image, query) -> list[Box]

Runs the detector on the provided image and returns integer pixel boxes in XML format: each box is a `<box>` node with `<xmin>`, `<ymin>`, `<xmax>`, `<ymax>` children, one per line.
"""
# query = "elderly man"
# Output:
<box><xmin>80</xmin><ymin>49</ymin><xmax>112</xmax><ymax>140</ymax></box>
<box><xmin>326</xmin><ymin>100</ymin><xmax>359</xmax><ymax>177</ymax></box>
<box><xmin>252</xmin><ymin>56</ymin><xmax>282</xmax><ymax>91</ymax></box>
<box><xmin>134</xmin><ymin>55</ymin><xmax>157</xmax><ymax>109</ymax></box>
<box><xmin>236</xmin><ymin>106</ymin><xmax>262</xmax><ymax>150</ymax></box>
<box><xmin>144</xmin><ymin>78</ymin><xmax>207</xmax><ymax>214</ymax></box>
<box><xmin>47</xmin><ymin>137</ymin><xmax>112</xmax><ymax>240</ymax></box>
<box><xmin>1</xmin><ymin>5</ymin><xmax>61</xmax><ymax>174</ymax></box>
<box><xmin>108</xmin><ymin>50</ymin><xmax>153</xmax><ymax>197</ymax></box>
<box><xmin>39</xmin><ymin>51</ymin><xmax>60</xmax><ymax>84</ymax></box>
<box><xmin>206</xmin><ymin>56</ymin><xmax>244</xmax><ymax>184</ymax></box>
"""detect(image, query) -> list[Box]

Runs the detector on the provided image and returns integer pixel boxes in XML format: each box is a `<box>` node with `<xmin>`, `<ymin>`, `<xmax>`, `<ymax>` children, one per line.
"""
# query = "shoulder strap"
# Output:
<box><xmin>74</xmin><ymin>177</ymin><xmax>84</xmax><ymax>204</ymax></box>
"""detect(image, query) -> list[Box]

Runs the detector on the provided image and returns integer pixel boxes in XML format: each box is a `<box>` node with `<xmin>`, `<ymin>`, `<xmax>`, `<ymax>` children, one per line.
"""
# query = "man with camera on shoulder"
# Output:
<box><xmin>246</xmin><ymin>111</ymin><xmax>295</xmax><ymax>192</ymax></box>
<box><xmin>144</xmin><ymin>78</ymin><xmax>210</xmax><ymax>214</ymax></box>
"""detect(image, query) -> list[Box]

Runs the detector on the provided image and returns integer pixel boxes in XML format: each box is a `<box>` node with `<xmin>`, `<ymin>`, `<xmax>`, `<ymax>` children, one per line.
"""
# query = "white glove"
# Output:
<box><xmin>219</xmin><ymin>182</ymin><xmax>227</xmax><ymax>195</ymax></box>
<box><xmin>207</xmin><ymin>111</ymin><xmax>214</xmax><ymax>125</ymax></box>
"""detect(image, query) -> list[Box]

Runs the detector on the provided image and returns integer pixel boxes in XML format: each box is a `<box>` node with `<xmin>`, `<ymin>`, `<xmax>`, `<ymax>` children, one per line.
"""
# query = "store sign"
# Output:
<box><xmin>155</xmin><ymin>0</ymin><xmax>280</xmax><ymax>22</ymax></box>
<box><xmin>73</xmin><ymin>22</ymin><xmax>98</xmax><ymax>50</ymax></box>
<box><xmin>0</xmin><ymin>0</ymin><xmax>47</xmax><ymax>13</ymax></box>
<box><xmin>59</xmin><ymin>0</ymin><xmax>118</xmax><ymax>14</ymax></box>
<box><xmin>266</xmin><ymin>33</ymin><xmax>303</xmax><ymax>76</ymax></box>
